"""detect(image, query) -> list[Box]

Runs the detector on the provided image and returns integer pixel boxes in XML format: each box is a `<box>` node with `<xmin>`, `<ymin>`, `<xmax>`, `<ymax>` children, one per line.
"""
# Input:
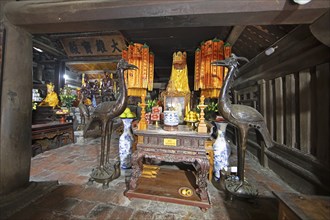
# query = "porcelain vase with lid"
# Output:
<box><xmin>119</xmin><ymin>118</ymin><xmax>134</xmax><ymax>169</ymax></box>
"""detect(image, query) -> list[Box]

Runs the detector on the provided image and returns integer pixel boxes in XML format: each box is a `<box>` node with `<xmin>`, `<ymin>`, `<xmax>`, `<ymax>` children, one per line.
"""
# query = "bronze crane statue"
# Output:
<box><xmin>212</xmin><ymin>54</ymin><xmax>273</xmax><ymax>198</ymax></box>
<box><xmin>88</xmin><ymin>59</ymin><xmax>138</xmax><ymax>188</ymax></box>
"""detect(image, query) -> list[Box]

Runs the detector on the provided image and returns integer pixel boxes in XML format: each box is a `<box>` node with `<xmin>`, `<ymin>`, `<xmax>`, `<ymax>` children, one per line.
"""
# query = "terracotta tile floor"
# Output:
<box><xmin>7</xmin><ymin>133</ymin><xmax>296</xmax><ymax>220</ymax></box>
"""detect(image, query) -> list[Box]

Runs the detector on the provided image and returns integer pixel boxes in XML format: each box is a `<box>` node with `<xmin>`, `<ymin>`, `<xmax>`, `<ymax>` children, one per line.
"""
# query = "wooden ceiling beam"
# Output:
<box><xmin>32</xmin><ymin>39</ymin><xmax>67</xmax><ymax>58</ymax></box>
<box><xmin>226</xmin><ymin>26</ymin><xmax>246</xmax><ymax>46</ymax></box>
<box><xmin>310</xmin><ymin>10</ymin><xmax>330</xmax><ymax>47</ymax></box>
<box><xmin>4</xmin><ymin>0</ymin><xmax>329</xmax><ymax>34</ymax></box>
<box><xmin>233</xmin><ymin>24</ymin><xmax>330</xmax><ymax>88</ymax></box>
<box><xmin>62</xmin><ymin>56</ymin><xmax>121</xmax><ymax>63</ymax></box>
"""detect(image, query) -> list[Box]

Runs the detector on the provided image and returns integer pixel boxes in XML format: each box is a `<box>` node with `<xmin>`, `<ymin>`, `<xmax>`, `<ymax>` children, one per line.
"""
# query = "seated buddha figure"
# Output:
<box><xmin>39</xmin><ymin>82</ymin><xmax>59</xmax><ymax>108</ymax></box>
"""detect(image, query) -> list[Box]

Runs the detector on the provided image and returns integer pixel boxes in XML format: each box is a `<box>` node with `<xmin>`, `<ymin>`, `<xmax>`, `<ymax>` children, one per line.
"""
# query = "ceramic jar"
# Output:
<box><xmin>164</xmin><ymin>110</ymin><xmax>179</xmax><ymax>126</ymax></box>
<box><xmin>213</xmin><ymin>121</ymin><xmax>231</xmax><ymax>180</ymax></box>
<box><xmin>119</xmin><ymin>118</ymin><xmax>134</xmax><ymax>169</ymax></box>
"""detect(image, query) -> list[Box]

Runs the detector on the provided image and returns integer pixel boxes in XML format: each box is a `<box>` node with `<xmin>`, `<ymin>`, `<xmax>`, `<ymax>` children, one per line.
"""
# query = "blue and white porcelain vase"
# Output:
<box><xmin>119</xmin><ymin>118</ymin><xmax>134</xmax><ymax>169</ymax></box>
<box><xmin>213</xmin><ymin>121</ymin><xmax>231</xmax><ymax>180</ymax></box>
<box><xmin>164</xmin><ymin>110</ymin><xmax>179</xmax><ymax>126</ymax></box>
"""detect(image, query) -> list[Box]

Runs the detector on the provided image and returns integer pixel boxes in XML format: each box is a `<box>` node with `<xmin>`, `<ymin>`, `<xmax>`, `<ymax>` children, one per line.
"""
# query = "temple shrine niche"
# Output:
<box><xmin>162</xmin><ymin>51</ymin><xmax>191</xmax><ymax>125</ymax></box>
<box><xmin>80</xmin><ymin>71</ymin><xmax>116</xmax><ymax>106</ymax></box>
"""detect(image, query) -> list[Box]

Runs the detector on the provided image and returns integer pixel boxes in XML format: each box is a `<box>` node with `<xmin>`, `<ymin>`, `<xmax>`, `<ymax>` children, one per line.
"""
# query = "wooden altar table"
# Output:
<box><xmin>125</xmin><ymin>125</ymin><xmax>211</xmax><ymax>211</ymax></box>
<box><xmin>32</xmin><ymin>122</ymin><xmax>74</xmax><ymax>151</ymax></box>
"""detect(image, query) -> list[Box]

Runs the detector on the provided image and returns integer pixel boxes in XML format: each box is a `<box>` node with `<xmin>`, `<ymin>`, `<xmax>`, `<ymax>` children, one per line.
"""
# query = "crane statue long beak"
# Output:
<box><xmin>127</xmin><ymin>63</ymin><xmax>138</xmax><ymax>70</ymax></box>
<box><xmin>236</xmin><ymin>56</ymin><xmax>249</xmax><ymax>63</ymax></box>
<box><xmin>211</xmin><ymin>60</ymin><xmax>228</xmax><ymax>67</ymax></box>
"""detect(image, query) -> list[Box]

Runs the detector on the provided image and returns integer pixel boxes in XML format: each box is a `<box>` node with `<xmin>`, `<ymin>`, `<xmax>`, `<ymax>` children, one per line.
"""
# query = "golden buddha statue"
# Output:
<box><xmin>167</xmin><ymin>51</ymin><xmax>190</xmax><ymax>93</ymax></box>
<box><xmin>162</xmin><ymin>51</ymin><xmax>191</xmax><ymax>124</ymax></box>
<box><xmin>39</xmin><ymin>82</ymin><xmax>59</xmax><ymax>108</ymax></box>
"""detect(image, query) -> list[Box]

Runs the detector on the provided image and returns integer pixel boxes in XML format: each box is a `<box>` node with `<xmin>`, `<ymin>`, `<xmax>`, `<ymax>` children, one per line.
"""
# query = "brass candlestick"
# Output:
<box><xmin>197</xmin><ymin>95</ymin><xmax>208</xmax><ymax>133</ymax></box>
<box><xmin>138</xmin><ymin>94</ymin><xmax>148</xmax><ymax>130</ymax></box>
<box><xmin>154</xmin><ymin>120</ymin><xmax>160</xmax><ymax>127</ymax></box>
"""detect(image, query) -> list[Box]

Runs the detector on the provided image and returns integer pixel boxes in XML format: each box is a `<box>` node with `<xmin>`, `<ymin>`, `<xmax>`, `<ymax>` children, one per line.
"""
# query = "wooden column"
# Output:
<box><xmin>299</xmin><ymin>70</ymin><xmax>311</xmax><ymax>154</ymax></box>
<box><xmin>258</xmin><ymin>80</ymin><xmax>267</xmax><ymax>118</ymax></box>
<box><xmin>54</xmin><ymin>60</ymin><xmax>65</xmax><ymax>94</ymax></box>
<box><xmin>0</xmin><ymin>21</ymin><xmax>32</xmax><ymax>195</ymax></box>
<box><xmin>315</xmin><ymin>63</ymin><xmax>330</xmax><ymax>167</ymax></box>
<box><xmin>258</xmin><ymin>79</ymin><xmax>268</xmax><ymax>167</ymax></box>
<box><xmin>265</xmin><ymin>80</ymin><xmax>274</xmax><ymax>139</ymax></box>
<box><xmin>33</xmin><ymin>64</ymin><xmax>43</xmax><ymax>82</ymax></box>
<box><xmin>285</xmin><ymin>74</ymin><xmax>296</xmax><ymax>148</ymax></box>
<box><xmin>275</xmin><ymin>77</ymin><xmax>284</xmax><ymax>144</ymax></box>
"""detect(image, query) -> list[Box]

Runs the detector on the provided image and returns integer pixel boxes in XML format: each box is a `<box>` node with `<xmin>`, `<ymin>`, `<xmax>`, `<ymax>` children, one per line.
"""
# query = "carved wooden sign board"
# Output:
<box><xmin>61</xmin><ymin>34</ymin><xmax>126</xmax><ymax>57</ymax></box>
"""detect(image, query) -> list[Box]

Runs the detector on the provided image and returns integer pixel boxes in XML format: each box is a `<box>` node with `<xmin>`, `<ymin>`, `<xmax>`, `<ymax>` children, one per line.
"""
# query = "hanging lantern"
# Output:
<box><xmin>122</xmin><ymin>43</ymin><xmax>154</xmax><ymax>97</ymax></box>
<box><xmin>194</xmin><ymin>38</ymin><xmax>231</xmax><ymax>98</ymax></box>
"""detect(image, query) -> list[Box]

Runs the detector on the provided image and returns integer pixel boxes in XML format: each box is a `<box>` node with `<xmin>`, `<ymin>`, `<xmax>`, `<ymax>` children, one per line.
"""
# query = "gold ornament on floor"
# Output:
<box><xmin>141</xmin><ymin>164</ymin><xmax>160</xmax><ymax>179</ymax></box>
<box><xmin>179</xmin><ymin>187</ymin><xmax>193</xmax><ymax>197</ymax></box>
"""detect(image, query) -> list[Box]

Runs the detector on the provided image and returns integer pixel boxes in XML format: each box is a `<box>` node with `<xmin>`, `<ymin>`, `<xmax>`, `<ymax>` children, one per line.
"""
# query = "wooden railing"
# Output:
<box><xmin>256</xmin><ymin>63</ymin><xmax>330</xmax><ymax>167</ymax></box>
<box><xmin>232</xmin><ymin>24</ymin><xmax>330</xmax><ymax>195</ymax></box>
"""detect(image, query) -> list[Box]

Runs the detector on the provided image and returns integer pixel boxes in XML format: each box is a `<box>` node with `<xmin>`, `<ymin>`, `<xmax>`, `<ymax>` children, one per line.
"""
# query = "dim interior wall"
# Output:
<box><xmin>233</xmin><ymin>25</ymin><xmax>330</xmax><ymax>195</ymax></box>
<box><xmin>0</xmin><ymin>20</ymin><xmax>32</xmax><ymax>195</ymax></box>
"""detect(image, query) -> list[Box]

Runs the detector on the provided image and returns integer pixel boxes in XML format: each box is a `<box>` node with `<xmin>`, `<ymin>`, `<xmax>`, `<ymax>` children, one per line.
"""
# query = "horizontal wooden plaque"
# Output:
<box><xmin>61</xmin><ymin>34</ymin><xmax>125</xmax><ymax>57</ymax></box>
<box><xmin>164</xmin><ymin>138</ymin><xmax>177</xmax><ymax>146</ymax></box>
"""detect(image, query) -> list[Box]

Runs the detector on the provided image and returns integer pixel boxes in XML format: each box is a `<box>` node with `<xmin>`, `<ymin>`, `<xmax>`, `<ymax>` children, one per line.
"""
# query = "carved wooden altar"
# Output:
<box><xmin>125</xmin><ymin>125</ymin><xmax>211</xmax><ymax>210</ymax></box>
<box><xmin>32</xmin><ymin>122</ymin><xmax>74</xmax><ymax>150</ymax></box>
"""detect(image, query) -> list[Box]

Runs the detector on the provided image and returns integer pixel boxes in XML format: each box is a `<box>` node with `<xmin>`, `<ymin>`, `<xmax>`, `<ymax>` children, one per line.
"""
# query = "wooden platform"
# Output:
<box><xmin>125</xmin><ymin>168</ymin><xmax>211</xmax><ymax>210</ymax></box>
<box><xmin>273</xmin><ymin>192</ymin><xmax>330</xmax><ymax>220</ymax></box>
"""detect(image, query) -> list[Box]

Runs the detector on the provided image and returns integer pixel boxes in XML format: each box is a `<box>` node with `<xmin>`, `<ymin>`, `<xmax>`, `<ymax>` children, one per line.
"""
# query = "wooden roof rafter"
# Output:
<box><xmin>4</xmin><ymin>0</ymin><xmax>329</xmax><ymax>34</ymax></box>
